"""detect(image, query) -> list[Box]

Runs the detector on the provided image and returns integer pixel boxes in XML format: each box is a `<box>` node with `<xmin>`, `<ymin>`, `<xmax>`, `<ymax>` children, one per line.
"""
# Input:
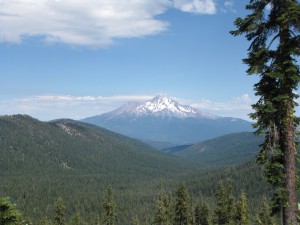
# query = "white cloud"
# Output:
<box><xmin>172</xmin><ymin>0</ymin><xmax>216</xmax><ymax>14</ymax></box>
<box><xmin>0</xmin><ymin>94</ymin><xmax>153</xmax><ymax>121</ymax></box>
<box><xmin>223</xmin><ymin>0</ymin><xmax>236</xmax><ymax>13</ymax></box>
<box><xmin>186</xmin><ymin>93</ymin><xmax>255</xmax><ymax>120</ymax></box>
<box><xmin>0</xmin><ymin>0</ymin><xmax>217</xmax><ymax>47</ymax></box>
<box><xmin>0</xmin><ymin>93</ymin><xmax>256</xmax><ymax>121</ymax></box>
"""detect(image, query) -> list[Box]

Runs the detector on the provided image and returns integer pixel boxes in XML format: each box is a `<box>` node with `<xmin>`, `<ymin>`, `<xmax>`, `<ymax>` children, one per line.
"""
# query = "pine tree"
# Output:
<box><xmin>0</xmin><ymin>197</ymin><xmax>21</xmax><ymax>225</ymax></box>
<box><xmin>174</xmin><ymin>183</ymin><xmax>191</xmax><ymax>225</ymax></box>
<box><xmin>213</xmin><ymin>181</ymin><xmax>235</xmax><ymax>225</ymax></box>
<box><xmin>233</xmin><ymin>192</ymin><xmax>249</xmax><ymax>225</ymax></box>
<box><xmin>231</xmin><ymin>1</ymin><xmax>300</xmax><ymax>224</ymax></box>
<box><xmin>255</xmin><ymin>200</ymin><xmax>276</xmax><ymax>225</ymax></box>
<box><xmin>194</xmin><ymin>201</ymin><xmax>210</xmax><ymax>225</ymax></box>
<box><xmin>154</xmin><ymin>181</ymin><xmax>172</xmax><ymax>225</ymax></box>
<box><xmin>54</xmin><ymin>198</ymin><xmax>65</xmax><ymax>225</ymax></box>
<box><xmin>103</xmin><ymin>184</ymin><xmax>116</xmax><ymax>225</ymax></box>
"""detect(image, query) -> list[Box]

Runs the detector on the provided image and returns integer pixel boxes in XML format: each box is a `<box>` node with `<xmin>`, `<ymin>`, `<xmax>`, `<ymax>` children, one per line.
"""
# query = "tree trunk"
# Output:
<box><xmin>282</xmin><ymin>101</ymin><xmax>297</xmax><ymax>225</ymax></box>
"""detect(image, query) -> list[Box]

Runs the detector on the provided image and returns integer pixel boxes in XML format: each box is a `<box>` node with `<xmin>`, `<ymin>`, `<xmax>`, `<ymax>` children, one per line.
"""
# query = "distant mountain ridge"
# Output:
<box><xmin>82</xmin><ymin>95</ymin><xmax>253</xmax><ymax>145</ymax></box>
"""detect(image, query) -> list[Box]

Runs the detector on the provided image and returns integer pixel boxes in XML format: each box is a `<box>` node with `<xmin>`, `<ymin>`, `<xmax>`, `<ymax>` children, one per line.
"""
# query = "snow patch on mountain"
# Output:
<box><xmin>104</xmin><ymin>95</ymin><xmax>219</xmax><ymax>119</ymax></box>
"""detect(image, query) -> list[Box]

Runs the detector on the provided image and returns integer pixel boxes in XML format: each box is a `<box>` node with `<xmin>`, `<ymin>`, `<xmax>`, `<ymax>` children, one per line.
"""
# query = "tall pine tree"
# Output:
<box><xmin>174</xmin><ymin>183</ymin><xmax>191</xmax><ymax>225</ymax></box>
<box><xmin>154</xmin><ymin>181</ymin><xmax>172</xmax><ymax>225</ymax></box>
<box><xmin>213</xmin><ymin>181</ymin><xmax>235</xmax><ymax>225</ymax></box>
<box><xmin>255</xmin><ymin>199</ymin><xmax>276</xmax><ymax>225</ymax></box>
<box><xmin>233</xmin><ymin>192</ymin><xmax>249</xmax><ymax>225</ymax></box>
<box><xmin>194</xmin><ymin>201</ymin><xmax>210</xmax><ymax>225</ymax></box>
<box><xmin>231</xmin><ymin>1</ymin><xmax>300</xmax><ymax>224</ymax></box>
<box><xmin>103</xmin><ymin>184</ymin><xmax>116</xmax><ymax>225</ymax></box>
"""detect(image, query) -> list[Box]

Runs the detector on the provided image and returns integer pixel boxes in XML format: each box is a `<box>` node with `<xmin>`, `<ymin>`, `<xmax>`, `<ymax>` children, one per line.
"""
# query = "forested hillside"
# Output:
<box><xmin>0</xmin><ymin>115</ymin><xmax>272</xmax><ymax>224</ymax></box>
<box><xmin>0</xmin><ymin>114</ymin><xmax>192</xmax><ymax>175</ymax></box>
<box><xmin>176</xmin><ymin>132</ymin><xmax>264</xmax><ymax>166</ymax></box>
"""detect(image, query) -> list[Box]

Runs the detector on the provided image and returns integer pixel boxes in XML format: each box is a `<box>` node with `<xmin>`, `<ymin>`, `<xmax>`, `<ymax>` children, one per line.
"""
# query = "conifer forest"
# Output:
<box><xmin>1</xmin><ymin>0</ymin><xmax>300</xmax><ymax>225</ymax></box>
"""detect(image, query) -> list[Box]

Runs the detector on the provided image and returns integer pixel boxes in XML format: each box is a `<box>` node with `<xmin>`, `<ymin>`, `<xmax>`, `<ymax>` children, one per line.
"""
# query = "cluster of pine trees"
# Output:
<box><xmin>0</xmin><ymin>181</ymin><xmax>277</xmax><ymax>225</ymax></box>
<box><xmin>152</xmin><ymin>181</ymin><xmax>276</xmax><ymax>225</ymax></box>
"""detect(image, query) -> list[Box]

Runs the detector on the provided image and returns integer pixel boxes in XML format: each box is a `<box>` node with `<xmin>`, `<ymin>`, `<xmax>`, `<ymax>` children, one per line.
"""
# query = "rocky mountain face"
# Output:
<box><xmin>82</xmin><ymin>95</ymin><xmax>253</xmax><ymax>145</ymax></box>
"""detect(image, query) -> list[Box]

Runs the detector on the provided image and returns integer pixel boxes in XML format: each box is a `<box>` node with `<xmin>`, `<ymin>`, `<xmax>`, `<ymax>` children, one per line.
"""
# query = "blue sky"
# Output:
<box><xmin>0</xmin><ymin>0</ymin><xmax>267</xmax><ymax>120</ymax></box>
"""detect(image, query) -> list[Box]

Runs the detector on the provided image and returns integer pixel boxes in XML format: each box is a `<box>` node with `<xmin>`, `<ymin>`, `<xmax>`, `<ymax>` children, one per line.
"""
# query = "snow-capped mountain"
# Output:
<box><xmin>103</xmin><ymin>95</ymin><xmax>218</xmax><ymax>119</ymax></box>
<box><xmin>82</xmin><ymin>95</ymin><xmax>253</xmax><ymax>146</ymax></box>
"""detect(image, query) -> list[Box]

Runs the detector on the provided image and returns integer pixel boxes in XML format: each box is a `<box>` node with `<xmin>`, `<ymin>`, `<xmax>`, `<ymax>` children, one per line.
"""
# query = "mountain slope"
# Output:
<box><xmin>82</xmin><ymin>95</ymin><xmax>253</xmax><ymax>145</ymax></box>
<box><xmin>0</xmin><ymin>114</ymin><xmax>192</xmax><ymax>176</ymax></box>
<box><xmin>0</xmin><ymin>114</ymin><xmax>197</xmax><ymax>223</ymax></box>
<box><xmin>0</xmin><ymin>115</ymin><xmax>270</xmax><ymax>224</ymax></box>
<box><xmin>176</xmin><ymin>132</ymin><xmax>264</xmax><ymax>166</ymax></box>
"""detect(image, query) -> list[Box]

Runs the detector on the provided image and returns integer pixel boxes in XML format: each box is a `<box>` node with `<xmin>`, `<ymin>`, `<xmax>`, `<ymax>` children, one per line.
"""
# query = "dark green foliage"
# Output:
<box><xmin>153</xmin><ymin>181</ymin><xmax>172</xmax><ymax>225</ymax></box>
<box><xmin>103</xmin><ymin>185</ymin><xmax>116</xmax><ymax>225</ymax></box>
<box><xmin>231</xmin><ymin>0</ymin><xmax>300</xmax><ymax>223</ymax></box>
<box><xmin>0</xmin><ymin>197</ymin><xmax>21</xmax><ymax>225</ymax></box>
<box><xmin>55</xmin><ymin>198</ymin><xmax>65</xmax><ymax>225</ymax></box>
<box><xmin>0</xmin><ymin>115</ymin><xmax>192</xmax><ymax>176</ymax></box>
<box><xmin>174</xmin><ymin>183</ymin><xmax>191</xmax><ymax>225</ymax></box>
<box><xmin>255</xmin><ymin>200</ymin><xmax>276</xmax><ymax>225</ymax></box>
<box><xmin>194</xmin><ymin>202</ymin><xmax>210</xmax><ymax>225</ymax></box>
<box><xmin>233</xmin><ymin>192</ymin><xmax>249</xmax><ymax>225</ymax></box>
<box><xmin>213</xmin><ymin>182</ymin><xmax>235</xmax><ymax>225</ymax></box>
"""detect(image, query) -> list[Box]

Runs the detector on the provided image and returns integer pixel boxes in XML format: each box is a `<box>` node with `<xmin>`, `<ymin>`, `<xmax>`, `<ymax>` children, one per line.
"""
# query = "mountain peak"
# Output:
<box><xmin>81</xmin><ymin>95</ymin><xmax>252</xmax><ymax>144</ymax></box>
<box><xmin>138</xmin><ymin>95</ymin><xmax>197</xmax><ymax>116</ymax></box>
<box><xmin>106</xmin><ymin>95</ymin><xmax>219</xmax><ymax>119</ymax></box>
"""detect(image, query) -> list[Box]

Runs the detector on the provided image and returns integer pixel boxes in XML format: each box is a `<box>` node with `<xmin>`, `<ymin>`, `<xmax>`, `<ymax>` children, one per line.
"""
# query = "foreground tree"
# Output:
<box><xmin>103</xmin><ymin>184</ymin><xmax>116</xmax><ymax>225</ymax></box>
<box><xmin>255</xmin><ymin>199</ymin><xmax>276</xmax><ymax>225</ymax></box>
<box><xmin>194</xmin><ymin>201</ymin><xmax>210</xmax><ymax>225</ymax></box>
<box><xmin>213</xmin><ymin>181</ymin><xmax>235</xmax><ymax>225</ymax></box>
<box><xmin>174</xmin><ymin>183</ymin><xmax>191</xmax><ymax>225</ymax></box>
<box><xmin>0</xmin><ymin>197</ymin><xmax>21</xmax><ymax>225</ymax></box>
<box><xmin>154</xmin><ymin>181</ymin><xmax>172</xmax><ymax>225</ymax></box>
<box><xmin>231</xmin><ymin>1</ymin><xmax>300</xmax><ymax>224</ymax></box>
<box><xmin>233</xmin><ymin>192</ymin><xmax>249</xmax><ymax>225</ymax></box>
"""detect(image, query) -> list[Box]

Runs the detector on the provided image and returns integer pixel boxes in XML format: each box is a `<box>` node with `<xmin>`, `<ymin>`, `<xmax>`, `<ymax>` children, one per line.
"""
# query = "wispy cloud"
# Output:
<box><xmin>0</xmin><ymin>95</ymin><xmax>153</xmax><ymax>121</ymax></box>
<box><xmin>179</xmin><ymin>93</ymin><xmax>255</xmax><ymax>120</ymax></box>
<box><xmin>222</xmin><ymin>0</ymin><xmax>236</xmax><ymax>13</ymax></box>
<box><xmin>0</xmin><ymin>0</ymin><xmax>218</xmax><ymax>47</ymax></box>
<box><xmin>172</xmin><ymin>0</ymin><xmax>217</xmax><ymax>14</ymax></box>
<box><xmin>0</xmin><ymin>93</ymin><xmax>255</xmax><ymax>121</ymax></box>
<box><xmin>190</xmin><ymin>94</ymin><xmax>253</xmax><ymax>111</ymax></box>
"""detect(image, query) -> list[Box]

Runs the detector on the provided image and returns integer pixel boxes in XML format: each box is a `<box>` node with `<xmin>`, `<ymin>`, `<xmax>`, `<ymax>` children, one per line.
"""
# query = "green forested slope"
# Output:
<box><xmin>0</xmin><ymin>115</ymin><xmax>195</xmax><ymax>223</ymax></box>
<box><xmin>177</xmin><ymin>132</ymin><xmax>264</xmax><ymax>166</ymax></box>
<box><xmin>0</xmin><ymin>114</ymin><xmax>192</xmax><ymax>175</ymax></box>
<box><xmin>0</xmin><ymin>115</ymin><xmax>270</xmax><ymax>224</ymax></box>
